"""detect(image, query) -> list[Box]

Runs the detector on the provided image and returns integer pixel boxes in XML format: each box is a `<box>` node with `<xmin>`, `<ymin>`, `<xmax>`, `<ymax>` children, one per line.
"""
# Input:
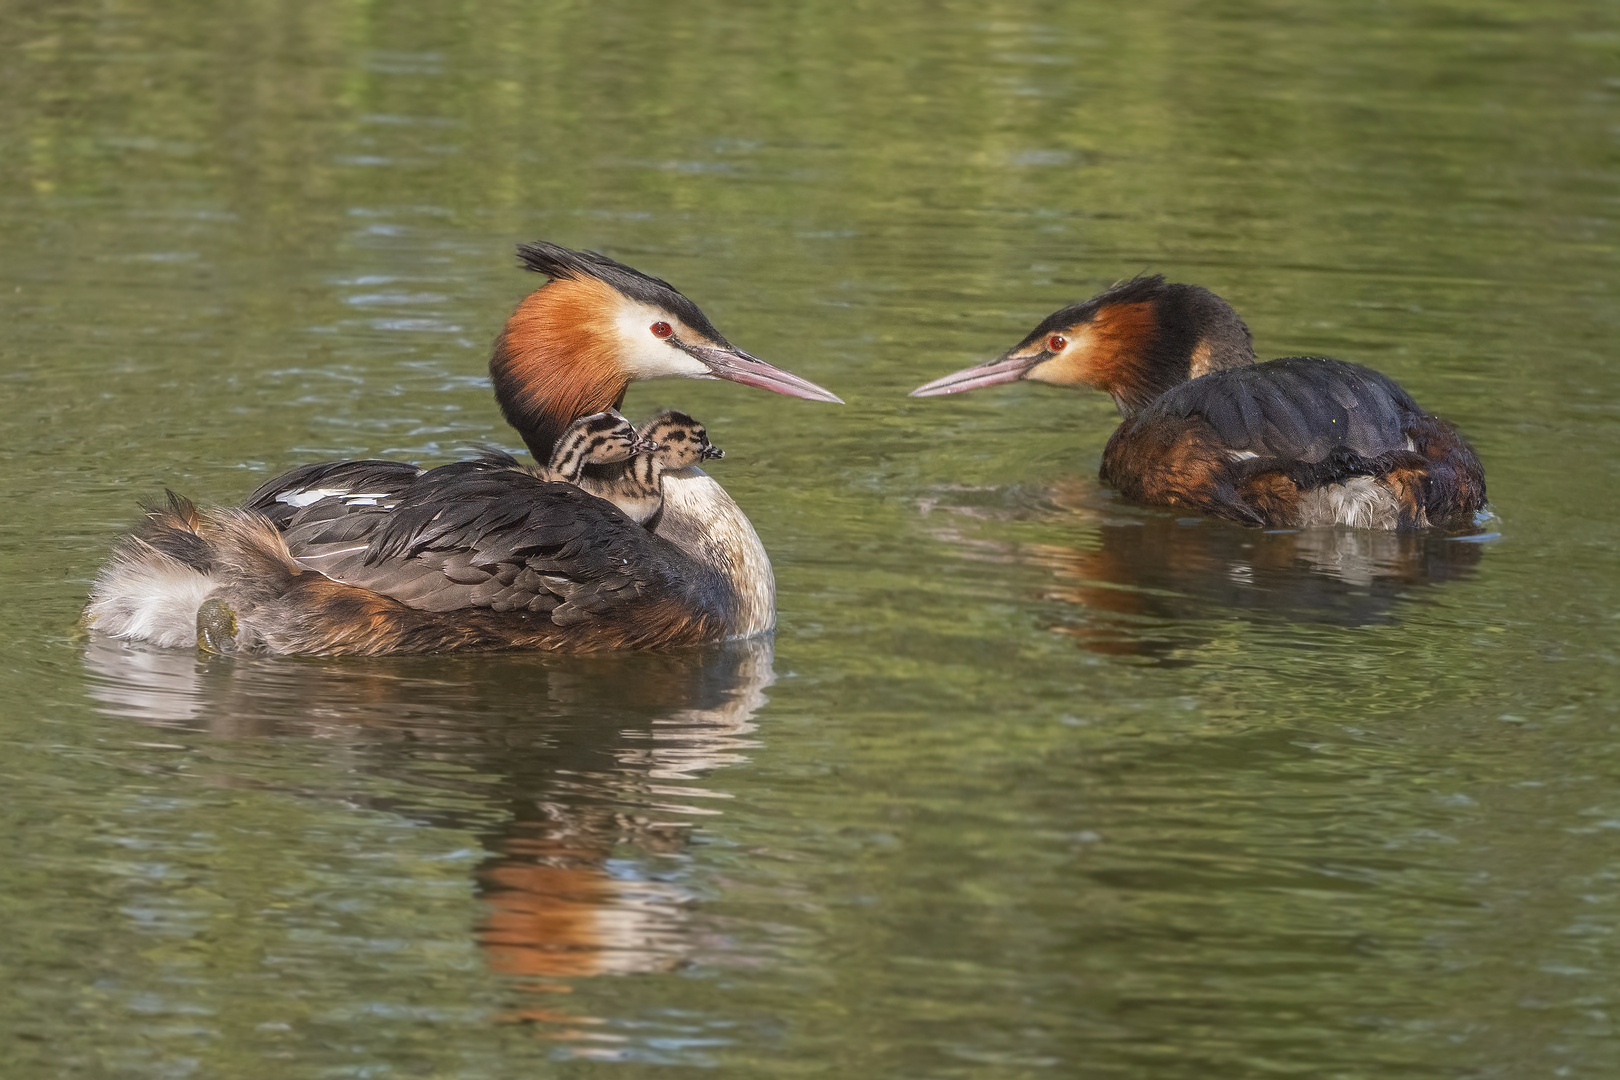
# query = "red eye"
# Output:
<box><xmin>650</xmin><ymin>321</ymin><xmax>673</xmax><ymax>339</ymax></box>
<box><xmin>1047</xmin><ymin>334</ymin><xmax>1067</xmax><ymax>352</ymax></box>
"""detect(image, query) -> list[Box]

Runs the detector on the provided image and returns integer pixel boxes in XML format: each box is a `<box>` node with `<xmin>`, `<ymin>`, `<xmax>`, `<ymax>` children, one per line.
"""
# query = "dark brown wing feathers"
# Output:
<box><xmin>246</xmin><ymin>460</ymin><xmax>425</xmax><ymax>530</ymax></box>
<box><xmin>1102</xmin><ymin>357</ymin><xmax>1486</xmax><ymax>527</ymax></box>
<box><xmin>1150</xmin><ymin>357</ymin><xmax>1416</xmax><ymax>461</ymax></box>
<box><xmin>232</xmin><ymin>457</ymin><xmax>732</xmax><ymax>652</ymax></box>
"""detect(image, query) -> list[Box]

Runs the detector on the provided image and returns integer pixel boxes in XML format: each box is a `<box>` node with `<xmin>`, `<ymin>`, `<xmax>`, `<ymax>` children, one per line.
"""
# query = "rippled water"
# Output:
<box><xmin>3</xmin><ymin>1</ymin><xmax>1620</xmax><ymax>1076</ymax></box>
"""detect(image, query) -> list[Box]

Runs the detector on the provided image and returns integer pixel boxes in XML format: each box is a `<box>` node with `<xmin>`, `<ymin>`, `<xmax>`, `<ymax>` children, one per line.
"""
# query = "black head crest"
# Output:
<box><xmin>514</xmin><ymin>241</ymin><xmax>728</xmax><ymax>345</ymax></box>
<box><xmin>1014</xmin><ymin>274</ymin><xmax>1173</xmax><ymax>352</ymax></box>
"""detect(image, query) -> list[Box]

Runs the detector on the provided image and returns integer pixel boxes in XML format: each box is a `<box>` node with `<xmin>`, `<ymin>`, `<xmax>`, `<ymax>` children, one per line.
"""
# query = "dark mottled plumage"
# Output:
<box><xmin>1139</xmin><ymin>357</ymin><xmax>1414</xmax><ymax>462</ymax></box>
<box><xmin>245</xmin><ymin>457</ymin><xmax>731</xmax><ymax>632</ymax></box>
<box><xmin>1100</xmin><ymin>356</ymin><xmax>1485</xmax><ymax>528</ymax></box>
<box><xmin>248</xmin><ymin>460</ymin><xmax>424</xmax><ymax>531</ymax></box>
<box><xmin>93</xmin><ymin>485</ymin><xmax>730</xmax><ymax>655</ymax></box>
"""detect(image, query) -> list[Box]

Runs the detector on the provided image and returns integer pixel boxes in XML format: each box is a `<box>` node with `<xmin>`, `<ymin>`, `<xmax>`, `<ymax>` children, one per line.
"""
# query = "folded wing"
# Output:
<box><xmin>245</xmin><ymin>455</ymin><xmax>723</xmax><ymax>631</ymax></box>
<box><xmin>1149</xmin><ymin>357</ymin><xmax>1419</xmax><ymax>462</ymax></box>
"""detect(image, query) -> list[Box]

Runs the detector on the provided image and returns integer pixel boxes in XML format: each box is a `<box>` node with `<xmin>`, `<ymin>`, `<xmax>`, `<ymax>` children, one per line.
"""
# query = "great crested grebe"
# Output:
<box><xmin>912</xmin><ymin>275</ymin><xmax>1487</xmax><ymax>529</ymax></box>
<box><xmin>577</xmin><ymin>411</ymin><xmax>724</xmax><ymax>528</ymax></box>
<box><xmin>85</xmin><ymin>242</ymin><xmax>842</xmax><ymax>656</ymax></box>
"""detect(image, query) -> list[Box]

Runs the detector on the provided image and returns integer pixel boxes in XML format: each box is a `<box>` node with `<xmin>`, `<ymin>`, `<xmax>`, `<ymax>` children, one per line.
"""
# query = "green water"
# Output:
<box><xmin>3</xmin><ymin>0</ymin><xmax>1619</xmax><ymax>1075</ymax></box>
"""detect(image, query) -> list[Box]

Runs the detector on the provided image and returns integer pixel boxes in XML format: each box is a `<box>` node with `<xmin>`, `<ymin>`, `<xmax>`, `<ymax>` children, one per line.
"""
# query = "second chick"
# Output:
<box><xmin>579</xmin><ymin>410</ymin><xmax>725</xmax><ymax>527</ymax></box>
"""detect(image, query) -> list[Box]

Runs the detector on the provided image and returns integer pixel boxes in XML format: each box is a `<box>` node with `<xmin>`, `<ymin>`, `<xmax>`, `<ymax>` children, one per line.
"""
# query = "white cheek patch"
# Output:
<box><xmin>1022</xmin><ymin>354</ymin><xmax>1063</xmax><ymax>385</ymax></box>
<box><xmin>612</xmin><ymin>302</ymin><xmax>712</xmax><ymax>380</ymax></box>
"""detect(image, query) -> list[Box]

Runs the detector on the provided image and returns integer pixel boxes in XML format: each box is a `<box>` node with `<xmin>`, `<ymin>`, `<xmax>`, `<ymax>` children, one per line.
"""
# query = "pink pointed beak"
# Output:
<box><xmin>910</xmin><ymin>352</ymin><xmax>1041</xmax><ymax>397</ymax></box>
<box><xmin>687</xmin><ymin>344</ymin><xmax>844</xmax><ymax>404</ymax></box>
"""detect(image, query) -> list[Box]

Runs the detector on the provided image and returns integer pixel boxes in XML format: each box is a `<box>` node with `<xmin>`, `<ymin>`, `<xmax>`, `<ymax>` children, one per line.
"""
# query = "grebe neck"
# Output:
<box><xmin>489</xmin><ymin>280</ymin><xmax>630</xmax><ymax>461</ymax></box>
<box><xmin>651</xmin><ymin>468</ymin><xmax>774</xmax><ymax>638</ymax></box>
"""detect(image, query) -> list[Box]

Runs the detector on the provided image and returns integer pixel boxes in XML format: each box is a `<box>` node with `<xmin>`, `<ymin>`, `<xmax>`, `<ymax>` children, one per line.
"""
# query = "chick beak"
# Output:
<box><xmin>702</xmin><ymin>443</ymin><xmax>725</xmax><ymax>460</ymax></box>
<box><xmin>910</xmin><ymin>350</ymin><xmax>1043</xmax><ymax>397</ymax></box>
<box><xmin>684</xmin><ymin>343</ymin><xmax>844</xmax><ymax>404</ymax></box>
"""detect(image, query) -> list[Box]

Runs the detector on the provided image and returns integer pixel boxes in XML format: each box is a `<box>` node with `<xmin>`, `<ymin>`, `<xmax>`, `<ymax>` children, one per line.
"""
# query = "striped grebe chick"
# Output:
<box><xmin>912</xmin><ymin>275</ymin><xmax>1486</xmax><ymax>530</ymax></box>
<box><xmin>85</xmin><ymin>241</ymin><xmax>842</xmax><ymax>656</ymax></box>
<box><xmin>532</xmin><ymin>409</ymin><xmax>648</xmax><ymax>483</ymax></box>
<box><xmin>579</xmin><ymin>411</ymin><xmax>725</xmax><ymax>527</ymax></box>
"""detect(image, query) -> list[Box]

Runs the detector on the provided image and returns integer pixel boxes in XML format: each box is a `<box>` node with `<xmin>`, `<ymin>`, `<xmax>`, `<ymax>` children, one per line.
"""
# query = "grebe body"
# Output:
<box><xmin>86</xmin><ymin>243</ymin><xmax>840</xmax><ymax>656</ymax></box>
<box><xmin>912</xmin><ymin>276</ymin><xmax>1486</xmax><ymax>529</ymax></box>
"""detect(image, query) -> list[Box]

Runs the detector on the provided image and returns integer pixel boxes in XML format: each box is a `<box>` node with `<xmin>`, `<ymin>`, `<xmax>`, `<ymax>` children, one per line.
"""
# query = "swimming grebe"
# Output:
<box><xmin>911</xmin><ymin>275</ymin><xmax>1486</xmax><ymax>529</ymax></box>
<box><xmin>532</xmin><ymin>409</ymin><xmax>649</xmax><ymax>483</ymax></box>
<box><xmin>577</xmin><ymin>411</ymin><xmax>724</xmax><ymax>528</ymax></box>
<box><xmin>85</xmin><ymin>242</ymin><xmax>842</xmax><ymax>655</ymax></box>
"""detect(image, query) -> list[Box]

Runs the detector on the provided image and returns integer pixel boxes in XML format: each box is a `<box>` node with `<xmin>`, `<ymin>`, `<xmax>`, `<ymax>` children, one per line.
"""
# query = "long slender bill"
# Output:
<box><xmin>691</xmin><ymin>345</ymin><xmax>844</xmax><ymax>403</ymax></box>
<box><xmin>910</xmin><ymin>354</ymin><xmax>1039</xmax><ymax>397</ymax></box>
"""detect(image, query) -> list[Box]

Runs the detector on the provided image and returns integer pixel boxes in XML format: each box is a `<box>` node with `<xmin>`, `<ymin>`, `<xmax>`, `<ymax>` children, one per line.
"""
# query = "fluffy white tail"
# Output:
<box><xmin>83</xmin><ymin>493</ymin><xmax>300</xmax><ymax>649</ymax></box>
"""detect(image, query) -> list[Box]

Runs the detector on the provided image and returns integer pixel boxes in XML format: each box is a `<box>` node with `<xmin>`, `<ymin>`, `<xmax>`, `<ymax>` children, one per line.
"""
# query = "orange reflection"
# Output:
<box><xmin>83</xmin><ymin>635</ymin><xmax>774</xmax><ymax>1044</ymax></box>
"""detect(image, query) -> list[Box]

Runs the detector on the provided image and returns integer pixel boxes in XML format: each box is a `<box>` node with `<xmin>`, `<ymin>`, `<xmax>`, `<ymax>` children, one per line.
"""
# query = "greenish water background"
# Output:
<box><xmin>3</xmin><ymin>1</ymin><xmax>1619</xmax><ymax>1076</ymax></box>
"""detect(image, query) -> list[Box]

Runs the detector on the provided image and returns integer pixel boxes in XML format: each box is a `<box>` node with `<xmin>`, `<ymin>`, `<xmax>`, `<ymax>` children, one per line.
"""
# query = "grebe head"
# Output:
<box><xmin>492</xmin><ymin>241</ymin><xmax>841</xmax><ymax>460</ymax></box>
<box><xmin>637</xmin><ymin>410</ymin><xmax>725</xmax><ymax>471</ymax></box>
<box><xmin>911</xmin><ymin>275</ymin><xmax>1256</xmax><ymax>416</ymax></box>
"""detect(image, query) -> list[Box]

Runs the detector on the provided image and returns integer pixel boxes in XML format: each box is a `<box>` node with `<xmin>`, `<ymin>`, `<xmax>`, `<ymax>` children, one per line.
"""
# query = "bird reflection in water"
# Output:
<box><xmin>923</xmin><ymin>474</ymin><xmax>1492</xmax><ymax>663</ymax></box>
<box><xmin>82</xmin><ymin>635</ymin><xmax>774</xmax><ymax>1048</ymax></box>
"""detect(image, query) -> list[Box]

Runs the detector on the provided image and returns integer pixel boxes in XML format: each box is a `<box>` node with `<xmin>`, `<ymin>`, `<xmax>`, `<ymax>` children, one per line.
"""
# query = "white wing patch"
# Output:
<box><xmin>274</xmin><ymin>487</ymin><xmax>396</xmax><ymax>510</ymax></box>
<box><xmin>276</xmin><ymin>486</ymin><xmax>351</xmax><ymax>508</ymax></box>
